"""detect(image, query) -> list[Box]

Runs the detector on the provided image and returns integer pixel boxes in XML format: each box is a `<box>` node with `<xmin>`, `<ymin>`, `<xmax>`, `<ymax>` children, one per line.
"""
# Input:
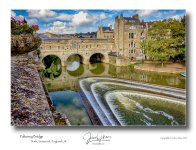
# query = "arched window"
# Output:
<box><xmin>73</xmin><ymin>42</ymin><xmax>77</xmax><ymax>49</ymax></box>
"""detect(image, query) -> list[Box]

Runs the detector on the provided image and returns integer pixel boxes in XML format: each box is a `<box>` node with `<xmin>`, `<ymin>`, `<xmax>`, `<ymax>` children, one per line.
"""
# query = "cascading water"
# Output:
<box><xmin>79</xmin><ymin>77</ymin><xmax>186</xmax><ymax>126</ymax></box>
<box><xmin>105</xmin><ymin>91</ymin><xmax>185</xmax><ymax>126</ymax></box>
<box><xmin>43</xmin><ymin>59</ymin><xmax>186</xmax><ymax>126</ymax></box>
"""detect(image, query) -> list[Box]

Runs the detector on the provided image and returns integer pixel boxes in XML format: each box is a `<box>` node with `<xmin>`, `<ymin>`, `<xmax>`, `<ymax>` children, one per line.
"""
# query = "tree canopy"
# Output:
<box><xmin>141</xmin><ymin>16</ymin><xmax>186</xmax><ymax>66</ymax></box>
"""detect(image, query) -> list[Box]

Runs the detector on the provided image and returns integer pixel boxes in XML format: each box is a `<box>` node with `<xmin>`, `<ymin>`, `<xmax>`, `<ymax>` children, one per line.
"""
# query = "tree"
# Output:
<box><xmin>142</xmin><ymin>17</ymin><xmax>186</xmax><ymax>67</ymax></box>
<box><xmin>46</xmin><ymin>62</ymin><xmax>60</xmax><ymax>80</ymax></box>
<box><xmin>43</xmin><ymin>55</ymin><xmax>62</xmax><ymax>79</ymax></box>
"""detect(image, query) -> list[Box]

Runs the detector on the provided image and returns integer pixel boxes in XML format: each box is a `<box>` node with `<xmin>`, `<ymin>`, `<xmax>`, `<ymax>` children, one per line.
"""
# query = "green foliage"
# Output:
<box><xmin>11</xmin><ymin>18</ymin><xmax>39</xmax><ymax>35</ymax></box>
<box><xmin>142</xmin><ymin>17</ymin><xmax>186</xmax><ymax>63</ymax></box>
<box><xmin>128</xmin><ymin>61</ymin><xmax>143</xmax><ymax>68</ymax></box>
<box><xmin>46</xmin><ymin>63</ymin><xmax>60</xmax><ymax>80</ymax></box>
<box><xmin>43</xmin><ymin>55</ymin><xmax>62</xmax><ymax>80</ymax></box>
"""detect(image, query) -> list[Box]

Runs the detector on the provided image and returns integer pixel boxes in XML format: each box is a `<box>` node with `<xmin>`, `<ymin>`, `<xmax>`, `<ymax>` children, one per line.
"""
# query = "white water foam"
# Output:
<box><xmin>105</xmin><ymin>91</ymin><xmax>185</xmax><ymax>125</ymax></box>
<box><xmin>79</xmin><ymin>77</ymin><xmax>186</xmax><ymax>126</ymax></box>
<box><xmin>83</xmin><ymin>77</ymin><xmax>186</xmax><ymax>96</ymax></box>
<box><xmin>79</xmin><ymin>79</ymin><xmax>111</xmax><ymax>125</ymax></box>
<box><xmin>91</xmin><ymin>83</ymin><xmax>120</xmax><ymax>126</ymax></box>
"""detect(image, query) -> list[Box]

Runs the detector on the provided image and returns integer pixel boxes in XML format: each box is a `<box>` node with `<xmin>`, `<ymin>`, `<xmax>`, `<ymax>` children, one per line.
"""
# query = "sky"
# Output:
<box><xmin>11</xmin><ymin>9</ymin><xmax>186</xmax><ymax>34</ymax></box>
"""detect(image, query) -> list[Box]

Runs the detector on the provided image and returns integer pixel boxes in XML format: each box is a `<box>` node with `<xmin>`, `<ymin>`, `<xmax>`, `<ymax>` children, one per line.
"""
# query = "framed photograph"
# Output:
<box><xmin>11</xmin><ymin>9</ymin><xmax>186</xmax><ymax>127</ymax></box>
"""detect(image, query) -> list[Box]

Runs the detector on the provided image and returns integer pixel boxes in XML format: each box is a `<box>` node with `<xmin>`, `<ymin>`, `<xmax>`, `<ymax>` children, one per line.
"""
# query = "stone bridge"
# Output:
<box><xmin>40</xmin><ymin>38</ymin><xmax>114</xmax><ymax>66</ymax></box>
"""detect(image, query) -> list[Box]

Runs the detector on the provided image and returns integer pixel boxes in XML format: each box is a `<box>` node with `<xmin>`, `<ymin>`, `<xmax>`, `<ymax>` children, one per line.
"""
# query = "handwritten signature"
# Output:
<box><xmin>83</xmin><ymin>132</ymin><xmax>112</xmax><ymax>145</ymax></box>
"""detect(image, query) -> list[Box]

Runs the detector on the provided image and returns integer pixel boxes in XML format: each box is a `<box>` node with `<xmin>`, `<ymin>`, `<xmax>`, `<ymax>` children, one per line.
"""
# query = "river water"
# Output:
<box><xmin>43</xmin><ymin>60</ymin><xmax>186</xmax><ymax>126</ymax></box>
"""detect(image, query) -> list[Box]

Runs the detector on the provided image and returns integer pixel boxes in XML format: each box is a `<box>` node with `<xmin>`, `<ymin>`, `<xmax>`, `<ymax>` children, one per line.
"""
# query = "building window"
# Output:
<box><xmin>131</xmin><ymin>50</ymin><xmax>133</xmax><ymax>53</ymax></box>
<box><xmin>129</xmin><ymin>33</ymin><xmax>136</xmax><ymax>39</ymax></box>
<box><xmin>49</xmin><ymin>46</ymin><xmax>51</xmax><ymax>49</ymax></box>
<box><xmin>73</xmin><ymin>43</ymin><xmax>77</xmax><ymax>49</ymax></box>
<box><xmin>86</xmin><ymin>45</ymin><xmax>88</xmax><ymax>48</ymax></box>
<box><xmin>97</xmin><ymin>45</ymin><xmax>99</xmax><ymax>47</ymax></box>
<box><xmin>58</xmin><ymin>46</ymin><xmax>60</xmax><ymax>50</ymax></box>
<box><xmin>133</xmin><ymin>33</ymin><xmax>136</xmax><ymax>38</ymax></box>
<box><xmin>141</xmin><ymin>50</ymin><xmax>145</xmax><ymax>54</ymax></box>
<box><xmin>131</xmin><ymin>42</ymin><xmax>133</xmax><ymax>47</ymax></box>
<box><xmin>130</xmin><ymin>26</ymin><xmax>137</xmax><ymax>30</ymax></box>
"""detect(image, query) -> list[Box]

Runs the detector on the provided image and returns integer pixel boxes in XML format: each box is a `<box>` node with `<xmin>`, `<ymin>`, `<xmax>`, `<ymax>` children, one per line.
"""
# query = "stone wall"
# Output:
<box><xmin>11</xmin><ymin>34</ymin><xmax>41</xmax><ymax>55</ymax></box>
<box><xmin>11</xmin><ymin>51</ymin><xmax>70</xmax><ymax>126</ymax></box>
<box><xmin>11</xmin><ymin>59</ymin><xmax>55</xmax><ymax>126</ymax></box>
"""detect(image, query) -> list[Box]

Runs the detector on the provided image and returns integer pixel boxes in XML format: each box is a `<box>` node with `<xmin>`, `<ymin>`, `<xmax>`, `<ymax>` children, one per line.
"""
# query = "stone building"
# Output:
<box><xmin>97</xmin><ymin>25</ymin><xmax>114</xmax><ymax>39</ymax></box>
<box><xmin>114</xmin><ymin>14</ymin><xmax>153</xmax><ymax>60</ymax></box>
<box><xmin>40</xmin><ymin>14</ymin><xmax>155</xmax><ymax>66</ymax></box>
<box><xmin>40</xmin><ymin>37</ymin><xmax>113</xmax><ymax>65</ymax></box>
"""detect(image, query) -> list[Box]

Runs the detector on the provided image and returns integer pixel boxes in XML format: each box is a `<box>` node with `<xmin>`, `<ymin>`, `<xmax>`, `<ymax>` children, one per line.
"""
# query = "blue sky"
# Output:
<box><xmin>11</xmin><ymin>10</ymin><xmax>185</xmax><ymax>34</ymax></box>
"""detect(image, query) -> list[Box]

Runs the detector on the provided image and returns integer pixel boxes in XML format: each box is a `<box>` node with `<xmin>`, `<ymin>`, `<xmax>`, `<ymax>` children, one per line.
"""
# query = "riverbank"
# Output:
<box><xmin>11</xmin><ymin>51</ymin><xmax>70</xmax><ymax>126</ymax></box>
<box><xmin>134</xmin><ymin>63</ymin><xmax>186</xmax><ymax>74</ymax></box>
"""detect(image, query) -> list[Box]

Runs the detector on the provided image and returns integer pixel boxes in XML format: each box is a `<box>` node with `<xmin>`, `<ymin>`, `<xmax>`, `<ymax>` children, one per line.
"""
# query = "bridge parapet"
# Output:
<box><xmin>39</xmin><ymin>38</ymin><xmax>129</xmax><ymax>66</ymax></box>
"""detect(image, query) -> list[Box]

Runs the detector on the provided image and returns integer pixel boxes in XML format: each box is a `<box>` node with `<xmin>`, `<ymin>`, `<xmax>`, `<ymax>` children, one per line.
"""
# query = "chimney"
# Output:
<box><xmin>109</xmin><ymin>25</ymin><xmax>112</xmax><ymax>30</ymax></box>
<box><xmin>120</xmin><ymin>13</ymin><xmax>123</xmax><ymax>19</ymax></box>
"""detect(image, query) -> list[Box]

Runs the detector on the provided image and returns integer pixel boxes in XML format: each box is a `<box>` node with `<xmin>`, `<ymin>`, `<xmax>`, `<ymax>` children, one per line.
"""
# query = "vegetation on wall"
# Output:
<box><xmin>11</xmin><ymin>17</ymin><xmax>39</xmax><ymax>35</ymax></box>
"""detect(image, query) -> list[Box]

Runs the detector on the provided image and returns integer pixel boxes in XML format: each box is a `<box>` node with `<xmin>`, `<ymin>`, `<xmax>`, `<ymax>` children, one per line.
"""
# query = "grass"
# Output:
<box><xmin>128</xmin><ymin>61</ymin><xmax>143</xmax><ymax>68</ymax></box>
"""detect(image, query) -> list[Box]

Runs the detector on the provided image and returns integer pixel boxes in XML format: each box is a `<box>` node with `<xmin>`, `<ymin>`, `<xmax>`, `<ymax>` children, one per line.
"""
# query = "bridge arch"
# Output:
<box><xmin>66</xmin><ymin>53</ymin><xmax>84</xmax><ymax>64</ymax></box>
<box><xmin>89</xmin><ymin>52</ymin><xmax>107</xmax><ymax>63</ymax></box>
<box><xmin>42</xmin><ymin>54</ymin><xmax>61</xmax><ymax>66</ymax></box>
<box><xmin>42</xmin><ymin>54</ymin><xmax>62</xmax><ymax>79</ymax></box>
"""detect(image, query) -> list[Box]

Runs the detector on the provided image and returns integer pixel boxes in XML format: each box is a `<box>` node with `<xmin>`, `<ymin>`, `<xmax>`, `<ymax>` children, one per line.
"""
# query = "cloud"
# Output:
<box><xmin>44</xmin><ymin>21</ymin><xmax>76</xmax><ymax>34</ymax></box>
<box><xmin>11</xmin><ymin>11</ymin><xmax>38</xmax><ymax>25</ymax></box>
<box><xmin>56</xmin><ymin>13</ymin><xmax>73</xmax><ymax>20</ymax></box>
<box><xmin>28</xmin><ymin>10</ymin><xmax>57</xmax><ymax>18</ymax></box>
<box><xmin>71</xmin><ymin>11</ymin><xmax>106</xmax><ymax>27</ymax></box>
<box><xmin>11</xmin><ymin>11</ymin><xmax>24</xmax><ymax>20</ymax></box>
<box><xmin>137</xmin><ymin>10</ymin><xmax>181</xmax><ymax>21</ymax></box>
<box><xmin>27</xmin><ymin>10</ymin><xmax>72</xmax><ymax>21</ymax></box>
<box><xmin>27</xmin><ymin>18</ymin><xmax>38</xmax><ymax>25</ymax></box>
<box><xmin>170</xmin><ymin>15</ymin><xmax>181</xmax><ymax>20</ymax></box>
<box><xmin>138</xmin><ymin>10</ymin><xmax>158</xmax><ymax>17</ymax></box>
<box><xmin>11</xmin><ymin>11</ymin><xmax>16</xmax><ymax>17</ymax></box>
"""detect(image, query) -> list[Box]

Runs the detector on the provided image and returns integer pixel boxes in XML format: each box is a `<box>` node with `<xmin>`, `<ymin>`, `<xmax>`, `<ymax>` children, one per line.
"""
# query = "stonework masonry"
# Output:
<box><xmin>97</xmin><ymin>25</ymin><xmax>114</xmax><ymax>39</ymax></box>
<box><xmin>114</xmin><ymin>14</ymin><xmax>151</xmax><ymax>60</ymax></box>
<box><xmin>40</xmin><ymin>37</ymin><xmax>113</xmax><ymax>66</ymax></box>
<box><xmin>40</xmin><ymin>14</ymin><xmax>153</xmax><ymax>66</ymax></box>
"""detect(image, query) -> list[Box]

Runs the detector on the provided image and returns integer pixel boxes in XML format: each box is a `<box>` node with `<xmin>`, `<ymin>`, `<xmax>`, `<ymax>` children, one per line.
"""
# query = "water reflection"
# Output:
<box><xmin>43</xmin><ymin>58</ymin><xmax>185</xmax><ymax>126</ymax></box>
<box><xmin>66</xmin><ymin>61</ymin><xmax>80</xmax><ymax>71</ymax></box>
<box><xmin>49</xmin><ymin>90</ymin><xmax>92</xmax><ymax>125</ymax></box>
<box><xmin>45</xmin><ymin>62</ymin><xmax>185</xmax><ymax>91</ymax></box>
<box><xmin>90</xmin><ymin>63</ymin><xmax>105</xmax><ymax>75</ymax></box>
<box><xmin>67</xmin><ymin>63</ymin><xmax>84</xmax><ymax>77</ymax></box>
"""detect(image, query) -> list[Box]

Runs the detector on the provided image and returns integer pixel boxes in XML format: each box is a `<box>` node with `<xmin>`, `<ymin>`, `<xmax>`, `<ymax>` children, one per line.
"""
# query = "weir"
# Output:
<box><xmin>79</xmin><ymin>77</ymin><xmax>186</xmax><ymax>126</ymax></box>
